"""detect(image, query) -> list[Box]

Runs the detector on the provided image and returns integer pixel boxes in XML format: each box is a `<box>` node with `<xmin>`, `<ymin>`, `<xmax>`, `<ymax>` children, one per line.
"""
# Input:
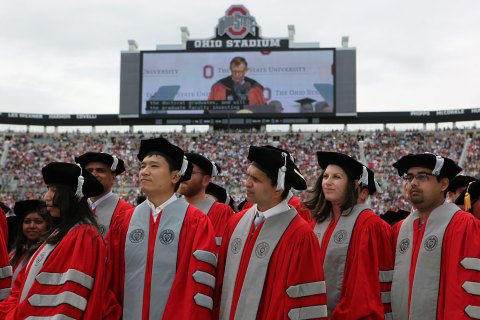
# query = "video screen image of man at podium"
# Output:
<box><xmin>208</xmin><ymin>56</ymin><xmax>274</xmax><ymax>113</ymax></box>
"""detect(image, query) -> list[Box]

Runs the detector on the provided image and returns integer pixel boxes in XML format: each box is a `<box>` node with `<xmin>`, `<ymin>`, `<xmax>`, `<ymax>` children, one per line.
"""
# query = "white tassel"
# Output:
<box><xmin>374</xmin><ymin>180</ymin><xmax>383</xmax><ymax>193</ymax></box>
<box><xmin>180</xmin><ymin>156</ymin><xmax>188</xmax><ymax>176</ymax></box>
<box><xmin>225</xmin><ymin>194</ymin><xmax>231</xmax><ymax>205</ymax></box>
<box><xmin>360</xmin><ymin>166</ymin><xmax>369</xmax><ymax>187</ymax></box>
<box><xmin>111</xmin><ymin>155</ymin><xmax>119</xmax><ymax>171</ymax></box>
<box><xmin>277</xmin><ymin>153</ymin><xmax>287</xmax><ymax>191</ymax></box>
<box><xmin>211</xmin><ymin>161</ymin><xmax>218</xmax><ymax>177</ymax></box>
<box><xmin>432</xmin><ymin>155</ymin><xmax>444</xmax><ymax>176</ymax></box>
<box><xmin>75</xmin><ymin>165</ymin><xmax>84</xmax><ymax>199</ymax></box>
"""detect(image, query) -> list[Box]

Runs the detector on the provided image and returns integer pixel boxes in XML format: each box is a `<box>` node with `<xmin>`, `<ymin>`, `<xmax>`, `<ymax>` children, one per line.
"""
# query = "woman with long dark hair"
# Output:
<box><xmin>9</xmin><ymin>200</ymin><xmax>52</xmax><ymax>283</ymax></box>
<box><xmin>304</xmin><ymin>151</ymin><xmax>394</xmax><ymax>320</ymax></box>
<box><xmin>0</xmin><ymin>162</ymin><xmax>119</xmax><ymax>319</ymax></box>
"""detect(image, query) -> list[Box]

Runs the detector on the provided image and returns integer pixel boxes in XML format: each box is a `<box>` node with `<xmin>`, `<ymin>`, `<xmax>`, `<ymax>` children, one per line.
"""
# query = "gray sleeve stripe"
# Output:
<box><xmin>286</xmin><ymin>281</ymin><xmax>326</xmax><ymax>298</ymax></box>
<box><xmin>381</xmin><ymin>291</ymin><xmax>391</xmax><ymax>304</ymax></box>
<box><xmin>385</xmin><ymin>312</ymin><xmax>393</xmax><ymax>320</ymax></box>
<box><xmin>28</xmin><ymin>292</ymin><xmax>87</xmax><ymax>311</ymax></box>
<box><xmin>0</xmin><ymin>266</ymin><xmax>12</xmax><ymax>279</ymax></box>
<box><xmin>216</xmin><ymin>237</ymin><xmax>222</xmax><ymax>246</ymax></box>
<box><xmin>26</xmin><ymin>315</ymin><xmax>76</xmax><ymax>320</ymax></box>
<box><xmin>0</xmin><ymin>288</ymin><xmax>11</xmax><ymax>300</ymax></box>
<box><xmin>193</xmin><ymin>271</ymin><xmax>216</xmax><ymax>289</ymax></box>
<box><xmin>36</xmin><ymin>269</ymin><xmax>94</xmax><ymax>289</ymax></box>
<box><xmin>194</xmin><ymin>293</ymin><xmax>213</xmax><ymax>310</ymax></box>
<box><xmin>379</xmin><ymin>270</ymin><xmax>394</xmax><ymax>283</ymax></box>
<box><xmin>288</xmin><ymin>305</ymin><xmax>328</xmax><ymax>320</ymax></box>
<box><xmin>463</xmin><ymin>282</ymin><xmax>480</xmax><ymax>296</ymax></box>
<box><xmin>465</xmin><ymin>305</ymin><xmax>480</xmax><ymax>319</ymax></box>
<box><xmin>462</xmin><ymin>258</ymin><xmax>480</xmax><ymax>271</ymax></box>
<box><xmin>193</xmin><ymin>250</ymin><xmax>217</xmax><ymax>268</ymax></box>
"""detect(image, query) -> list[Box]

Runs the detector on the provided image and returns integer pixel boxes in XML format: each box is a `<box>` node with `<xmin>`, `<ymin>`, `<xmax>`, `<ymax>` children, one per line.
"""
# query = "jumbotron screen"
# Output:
<box><xmin>140</xmin><ymin>49</ymin><xmax>335</xmax><ymax>116</ymax></box>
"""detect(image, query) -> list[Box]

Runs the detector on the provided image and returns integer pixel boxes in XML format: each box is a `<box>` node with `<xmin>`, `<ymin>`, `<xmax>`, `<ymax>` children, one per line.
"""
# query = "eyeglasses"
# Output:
<box><xmin>402</xmin><ymin>172</ymin><xmax>435</xmax><ymax>182</ymax></box>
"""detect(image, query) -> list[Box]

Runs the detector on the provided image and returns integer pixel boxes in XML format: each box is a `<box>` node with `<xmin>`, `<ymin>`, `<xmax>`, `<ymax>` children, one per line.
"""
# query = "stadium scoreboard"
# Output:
<box><xmin>119</xmin><ymin>5</ymin><xmax>357</xmax><ymax>126</ymax></box>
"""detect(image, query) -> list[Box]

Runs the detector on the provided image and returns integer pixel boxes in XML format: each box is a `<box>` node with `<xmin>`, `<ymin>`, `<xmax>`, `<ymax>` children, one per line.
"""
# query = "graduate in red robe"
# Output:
<box><xmin>206</xmin><ymin>182</ymin><xmax>236</xmax><ymax>213</ymax></box>
<box><xmin>214</xmin><ymin>145</ymin><xmax>327</xmax><ymax>320</ymax></box>
<box><xmin>179</xmin><ymin>153</ymin><xmax>233</xmax><ymax>248</ymax></box>
<box><xmin>0</xmin><ymin>162</ymin><xmax>121</xmax><ymax>319</ymax></box>
<box><xmin>0</xmin><ymin>212</ymin><xmax>11</xmax><ymax>302</ymax></box>
<box><xmin>391</xmin><ymin>153</ymin><xmax>480</xmax><ymax>319</ymax></box>
<box><xmin>106</xmin><ymin>137</ymin><xmax>217</xmax><ymax>320</ymax></box>
<box><xmin>304</xmin><ymin>152</ymin><xmax>394</xmax><ymax>320</ymax></box>
<box><xmin>75</xmin><ymin>152</ymin><xmax>133</xmax><ymax>238</ymax></box>
<box><xmin>208</xmin><ymin>56</ymin><xmax>266</xmax><ymax>106</ymax></box>
<box><xmin>9</xmin><ymin>200</ymin><xmax>52</xmax><ymax>284</ymax></box>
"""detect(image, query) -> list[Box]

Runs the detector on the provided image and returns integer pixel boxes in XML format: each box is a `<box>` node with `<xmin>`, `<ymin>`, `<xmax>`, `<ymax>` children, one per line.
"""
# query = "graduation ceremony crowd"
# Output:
<box><xmin>0</xmin><ymin>130</ymin><xmax>480</xmax><ymax>319</ymax></box>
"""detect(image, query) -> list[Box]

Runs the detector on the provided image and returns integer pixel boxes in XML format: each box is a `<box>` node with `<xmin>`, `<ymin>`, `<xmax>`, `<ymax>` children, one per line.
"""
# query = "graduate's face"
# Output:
<box><xmin>43</xmin><ymin>185</ymin><xmax>61</xmax><ymax>217</ymax></box>
<box><xmin>178</xmin><ymin>163</ymin><xmax>209</xmax><ymax>197</ymax></box>
<box><xmin>23</xmin><ymin>212</ymin><xmax>49</xmax><ymax>242</ymax></box>
<box><xmin>321</xmin><ymin>164</ymin><xmax>349</xmax><ymax>206</ymax></box>
<box><xmin>139</xmin><ymin>155</ymin><xmax>180</xmax><ymax>197</ymax></box>
<box><xmin>405</xmin><ymin>167</ymin><xmax>448</xmax><ymax>210</ymax></box>
<box><xmin>85</xmin><ymin>161</ymin><xmax>116</xmax><ymax>196</ymax></box>
<box><xmin>245</xmin><ymin>165</ymin><xmax>282</xmax><ymax>211</ymax></box>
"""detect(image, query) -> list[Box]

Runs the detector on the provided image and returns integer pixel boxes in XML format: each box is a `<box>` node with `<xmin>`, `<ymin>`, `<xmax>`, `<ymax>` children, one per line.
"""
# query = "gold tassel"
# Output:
<box><xmin>464</xmin><ymin>181</ymin><xmax>475</xmax><ymax>212</ymax></box>
<box><xmin>464</xmin><ymin>192</ymin><xmax>471</xmax><ymax>212</ymax></box>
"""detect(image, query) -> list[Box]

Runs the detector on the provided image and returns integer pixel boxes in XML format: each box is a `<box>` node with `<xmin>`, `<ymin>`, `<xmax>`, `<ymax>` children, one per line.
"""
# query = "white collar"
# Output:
<box><xmin>146</xmin><ymin>194</ymin><xmax>177</xmax><ymax>220</ymax></box>
<box><xmin>88</xmin><ymin>191</ymin><xmax>114</xmax><ymax>210</ymax></box>
<box><xmin>256</xmin><ymin>200</ymin><xmax>290</xmax><ymax>220</ymax></box>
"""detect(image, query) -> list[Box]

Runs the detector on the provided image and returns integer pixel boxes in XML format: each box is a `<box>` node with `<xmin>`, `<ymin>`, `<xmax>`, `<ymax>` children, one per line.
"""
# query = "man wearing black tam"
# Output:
<box><xmin>1</xmin><ymin>162</ymin><xmax>122</xmax><ymax>318</ymax></box>
<box><xmin>455</xmin><ymin>179</ymin><xmax>480</xmax><ymax>220</ymax></box>
<box><xmin>75</xmin><ymin>152</ymin><xmax>133</xmax><ymax>237</ymax></box>
<box><xmin>214</xmin><ymin>145</ymin><xmax>327</xmax><ymax>319</ymax></box>
<box><xmin>105</xmin><ymin>137</ymin><xmax>216</xmax><ymax>320</ymax></box>
<box><xmin>179</xmin><ymin>153</ymin><xmax>233</xmax><ymax>248</ymax></box>
<box><xmin>390</xmin><ymin>153</ymin><xmax>480</xmax><ymax>319</ymax></box>
<box><xmin>446</xmin><ymin>174</ymin><xmax>477</xmax><ymax>203</ymax></box>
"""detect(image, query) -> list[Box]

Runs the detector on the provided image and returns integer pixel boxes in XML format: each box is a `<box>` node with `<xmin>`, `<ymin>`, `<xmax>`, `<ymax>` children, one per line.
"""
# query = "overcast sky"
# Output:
<box><xmin>0</xmin><ymin>0</ymin><xmax>479</xmax><ymax>115</ymax></box>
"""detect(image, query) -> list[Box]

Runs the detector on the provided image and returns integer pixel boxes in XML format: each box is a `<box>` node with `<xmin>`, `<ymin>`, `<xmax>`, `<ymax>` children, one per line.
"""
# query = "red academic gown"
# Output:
<box><xmin>0</xmin><ymin>224</ymin><xmax>11</xmax><ymax>302</ymax></box>
<box><xmin>101</xmin><ymin>198</ymin><xmax>133</xmax><ymax>241</ymax></box>
<box><xmin>214</xmin><ymin>209</ymin><xmax>327</xmax><ymax>320</ymax></box>
<box><xmin>393</xmin><ymin>211</ymin><xmax>480</xmax><ymax>319</ymax></box>
<box><xmin>208</xmin><ymin>76</ymin><xmax>266</xmax><ymax>105</ymax></box>
<box><xmin>243</xmin><ymin>196</ymin><xmax>312</xmax><ymax>222</ymax></box>
<box><xmin>317</xmin><ymin>210</ymin><xmax>394</xmax><ymax>319</ymax></box>
<box><xmin>106</xmin><ymin>204</ymin><xmax>217</xmax><ymax>320</ymax></box>
<box><xmin>0</xmin><ymin>224</ymin><xmax>118</xmax><ymax>319</ymax></box>
<box><xmin>0</xmin><ymin>208</ymin><xmax>7</xmax><ymax>247</ymax></box>
<box><xmin>206</xmin><ymin>202</ymin><xmax>234</xmax><ymax>246</ymax></box>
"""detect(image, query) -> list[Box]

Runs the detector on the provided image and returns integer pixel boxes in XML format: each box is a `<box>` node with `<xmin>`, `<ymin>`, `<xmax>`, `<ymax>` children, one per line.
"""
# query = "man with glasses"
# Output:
<box><xmin>390</xmin><ymin>153</ymin><xmax>480</xmax><ymax>319</ymax></box>
<box><xmin>208</xmin><ymin>56</ymin><xmax>266</xmax><ymax>105</ymax></box>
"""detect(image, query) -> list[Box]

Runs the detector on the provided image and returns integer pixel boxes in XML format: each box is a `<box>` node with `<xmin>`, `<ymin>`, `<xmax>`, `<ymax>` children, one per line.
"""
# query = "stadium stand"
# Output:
<box><xmin>1</xmin><ymin>128</ymin><xmax>478</xmax><ymax>215</ymax></box>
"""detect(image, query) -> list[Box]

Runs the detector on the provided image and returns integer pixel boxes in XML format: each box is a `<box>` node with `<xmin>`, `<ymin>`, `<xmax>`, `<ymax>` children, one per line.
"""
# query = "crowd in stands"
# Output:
<box><xmin>1</xmin><ymin>128</ymin><xmax>478</xmax><ymax>214</ymax></box>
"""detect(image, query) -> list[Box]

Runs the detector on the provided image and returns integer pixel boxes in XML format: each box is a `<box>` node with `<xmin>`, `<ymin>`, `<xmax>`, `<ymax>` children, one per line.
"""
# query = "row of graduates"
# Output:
<box><xmin>0</xmin><ymin>137</ymin><xmax>479</xmax><ymax>319</ymax></box>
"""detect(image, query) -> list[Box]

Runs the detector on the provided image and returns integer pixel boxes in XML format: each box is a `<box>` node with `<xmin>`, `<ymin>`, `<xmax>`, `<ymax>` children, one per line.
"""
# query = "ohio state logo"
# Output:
<box><xmin>217</xmin><ymin>5</ymin><xmax>256</xmax><ymax>39</ymax></box>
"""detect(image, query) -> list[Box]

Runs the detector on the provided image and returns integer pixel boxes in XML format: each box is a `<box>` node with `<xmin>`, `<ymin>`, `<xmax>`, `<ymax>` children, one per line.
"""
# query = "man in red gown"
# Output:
<box><xmin>214</xmin><ymin>145</ymin><xmax>327</xmax><ymax>320</ymax></box>
<box><xmin>391</xmin><ymin>153</ymin><xmax>480</xmax><ymax>319</ymax></box>
<box><xmin>75</xmin><ymin>152</ymin><xmax>133</xmax><ymax>238</ymax></box>
<box><xmin>208</xmin><ymin>56</ymin><xmax>266</xmax><ymax>105</ymax></box>
<box><xmin>106</xmin><ymin>137</ymin><xmax>217</xmax><ymax>320</ymax></box>
<box><xmin>179</xmin><ymin>153</ymin><xmax>233</xmax><ymax>248</ymax></box>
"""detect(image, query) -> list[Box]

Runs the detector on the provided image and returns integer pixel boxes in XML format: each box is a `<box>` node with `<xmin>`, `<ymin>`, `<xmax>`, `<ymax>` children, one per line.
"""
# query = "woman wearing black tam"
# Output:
<box><xmin>0</xmin><ymin>162</ymin><xmax>120</xmax><ymax>319</ymax></box>
<box><xmin>304</xmin><ymin>151</ymin><xmax>394</xmax><ymax>319</ymax></box>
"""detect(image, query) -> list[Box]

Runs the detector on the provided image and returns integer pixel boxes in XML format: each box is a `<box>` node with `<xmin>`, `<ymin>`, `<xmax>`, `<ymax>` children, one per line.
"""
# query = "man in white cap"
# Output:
<box><xmin>106</xmin><ymin>137</ymin><xmax>217</xmax><ymax>320</ymax></box>
<box><xmin>75</xmin><ymin>152</ymin><xmax>133</xmax><ymax>237</ymax></box>
<box><xmin>213</xmin><ymin>145</ymin><xmax>326</xmax><ymax>320</ymax></box>
<box><xmin>391</xmin><ymin>153</ymin><xmax>480</xmax><ymax>319</ymax></box>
